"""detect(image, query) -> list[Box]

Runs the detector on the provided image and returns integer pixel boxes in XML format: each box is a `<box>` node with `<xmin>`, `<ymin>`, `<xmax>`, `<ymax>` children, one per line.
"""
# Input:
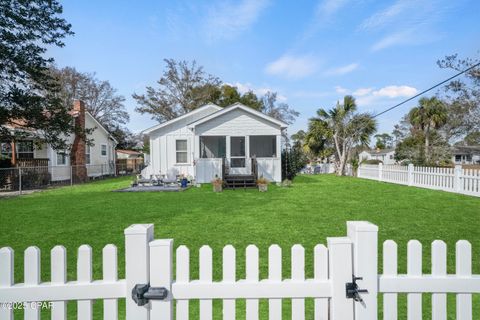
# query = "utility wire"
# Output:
<box><xmin>373</xmin><ymin>61</ymin><xmax>480</xmax><ymax>118</ymax></box>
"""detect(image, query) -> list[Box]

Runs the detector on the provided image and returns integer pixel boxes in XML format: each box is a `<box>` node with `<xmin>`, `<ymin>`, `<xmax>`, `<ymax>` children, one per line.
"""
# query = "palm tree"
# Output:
<box><xmin>408</xmin><ymin>97</ymin><xmax>447</xmax><ymax>163</ymax></box>
<box><xmin>310</xmin><ymin>95</ymin><xmax>377</xmax><ymax>175</ymax></box>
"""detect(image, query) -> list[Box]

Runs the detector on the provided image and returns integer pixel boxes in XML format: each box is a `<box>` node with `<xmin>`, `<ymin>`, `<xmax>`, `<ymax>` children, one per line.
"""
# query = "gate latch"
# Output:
<box><xmin>132</xmin><ymin>284</ymin><xmax>168</xmax><ymax>306</ymax></box>
<box><xmin>346</xmin><ymin>275</ymin><xmax>368</xmax><ymax>303</ymax></box>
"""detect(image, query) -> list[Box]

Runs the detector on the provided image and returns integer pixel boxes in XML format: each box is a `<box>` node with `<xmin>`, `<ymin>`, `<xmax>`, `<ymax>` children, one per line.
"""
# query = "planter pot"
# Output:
<box><xmin>213</xmin><ymin>184</ymin><xmax>222</xmax><ymax>192</ymax></box>
<box><xmin>181</xmin><ymin>178</ymin><xmax>188</xmax><ymax>188</ymax></box>
<box><xmin>258</xmin><ymin>184</ymin><xmax>268</xmax><ymax>192</ymax></box>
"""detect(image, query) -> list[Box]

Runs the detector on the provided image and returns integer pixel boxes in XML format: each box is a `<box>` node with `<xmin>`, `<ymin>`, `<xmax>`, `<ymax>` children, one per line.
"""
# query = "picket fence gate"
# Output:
<box><xmin>0</xmin><ymin>221</ymin><xmax>479</xmax><ymax>319</ymax></box>
<box><xmin>358</xmin><ymin>163</ymin><xmax>480</xmax><ymax>197</ymax></box>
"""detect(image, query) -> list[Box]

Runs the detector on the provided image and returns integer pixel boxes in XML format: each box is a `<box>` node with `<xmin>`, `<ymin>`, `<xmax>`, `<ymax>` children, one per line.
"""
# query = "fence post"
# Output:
<box><xmin>18</xmin><ymin>167</ymin><xmax>22</xmax><ymax>195</ymax></box>
<box><xmin>327</xmin><ymin>236</ymin><xmax>354</xmax><ymax>319</ymax></box>
<box><xmin>149</xmin><ymin>239</ymin><xmax>174</xmax><ymax>319</ymax></box>
<box><xmin>347</xmin><ymin>221</ymin><xmax>379</xmax><ymax>320</ymax></box>
<box><xmin>454</xmin><ymin>165</ymin><xmax>462</xmax><ymax>192</ymax></box>
<box><xmin>408</xmin><ymin>163</ymin><xmax>414</xmax><ymax>186</ymax></box>
<box><xmin>378</xmin><ymin>163</ymin><xmax>383</xmax><ymax>181</ymax></box>
<box><xmin>70</xmin><ymin>165</ymin><xmax>73</xmax><ymax>186</ymax></box>
<box><xmin>125</xmin><ymin>224</ymin><xmax>154</xmax><ymax>320</ymax></box>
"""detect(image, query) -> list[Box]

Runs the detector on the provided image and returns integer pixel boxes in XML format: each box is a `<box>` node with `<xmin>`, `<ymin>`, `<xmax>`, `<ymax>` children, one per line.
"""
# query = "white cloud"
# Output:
<box><xmin>204</xmin><ymin>0</ymin><xmax>270</xmax><ymax>41</ymax></box>
<box><xmin>355</xmin><ymin>85</ymin><xmax>418</xmax><ymax>107</ymax></box>
<box><xmin>371</xmin><ymin>30</ymin><xmax>414</xmax><ymax>51</ymax></box>
<box><xmin>265</xmin><ymin>55</ymin><xmax>319</xmax><ymax>79</ymax></box>
<box><xmin>360</xmin><ymin>0</ymin><xmax>414</xmax><ymax>31</ymax></box>
<box><xmin>316</xmin><ymin>0</ymin><xmax>350</xmax><ymax>19</ymax></box>
<box><xmin>227</xmin><ymin>82</ymin><xmax>288</xmax><ymax>102</ymax></box>
<box><xmin>372</xmin><ymin>85</ymin><xmax>418</xmax><ymax>98</ymax></box>
<box><xmin>325</xmin><ymin>63</ymin><xmax>359</xmax><ymax>76</ymax></box>
<box><xmin>361</xmin><ymin>0</ymin><xmax>453</xmax><ymax>51</ymax></box>
<box><xmin>353</xmin><ymin>88</ymin><xmax>373</xmax><ymax>96</ymax></box>
<box><xmin>335</xmin><ymin>86</ymin><xmax>349</xmax><ymax>94</ymax></box>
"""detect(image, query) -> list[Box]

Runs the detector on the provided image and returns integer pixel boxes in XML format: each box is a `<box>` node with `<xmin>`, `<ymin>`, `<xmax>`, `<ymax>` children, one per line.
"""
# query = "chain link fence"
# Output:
<box><xmin>0</xmin><ymin>162</ymin><xmax>143</xmax><ymax>195</ymax></box>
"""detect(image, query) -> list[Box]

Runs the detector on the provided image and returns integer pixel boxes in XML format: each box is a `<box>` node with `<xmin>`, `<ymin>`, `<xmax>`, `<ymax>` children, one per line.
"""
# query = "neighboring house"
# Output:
<box><xmin>116</xmin><ymin>149</ymin><xmax>143</xmax><ymax>159</ymax></box>
<box><xmin>142</xmin><ymin>102</ymin><xmax>287</xmax><ymax>183</ymax></box>
<box><xmin>451</xmin><ymin>146</ymin><xmax>480</xmax><ymax>165</ymax></box>
<box><xmin>116</xmin><ymin>149</ymin><xmax>144</xmax><ymax>175</ymax></box>
<box><xmin>0</xmin><ymin>101</ymin><xmax>117</xmax><ymax>181</ymax></box>
<box><xmin>359</xmin><ymin>148</ymin><xmax>396</xmax><ymax>165</ymax></box>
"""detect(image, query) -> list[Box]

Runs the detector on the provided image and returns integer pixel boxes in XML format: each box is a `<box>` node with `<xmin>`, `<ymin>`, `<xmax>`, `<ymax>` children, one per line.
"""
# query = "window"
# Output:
<box><xmin>1</xmin><ymin>143</ymin><xmax>12</xmax><ymax>159</ymax></box>
<box><xmin>176</xmin><ymin>140</ymin><xmax>188</xmax><ymax>163</ymax></box>
<box><xmin>455</xmin><ymin>155</ymin><xmax>462</xmax><ymax>163</ymax></box>
<box><xmin>101</xmin><ymin>144</ymin><xmax>107</xmax><ymax>157</ymax></box>
<box><xmin>249</xmin><ymin>136</ymin><xmax>276</xmax><ymax>158</ymax></box>
<box><xmin>17</xmin><ymin>140</ymin><xmax>34</xmax><ymax>159</ymax></box>
<box><xmin>389</xmin><ymin>155</ymin><xmax>394</xmax><ymax>160</ymax></box>
<box><xmin>56</xmin><ymin>151</ymin><xmax>68</xmax><ymax>165</ymax></box>
<box><xmin>200</xmin><ymin>136</ymin><xmax>226</xmax><ymax>158</ymax></box>
<box><xmin>85</xmin><ymin>145</ymin><xmax>91</xmax><ymax>164</ymax></box>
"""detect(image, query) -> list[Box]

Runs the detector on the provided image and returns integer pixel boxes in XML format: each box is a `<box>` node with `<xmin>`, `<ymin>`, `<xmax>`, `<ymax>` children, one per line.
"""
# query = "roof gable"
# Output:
<box><xmin>142</xmin><ymin>104</ymin><xmax>222</xmax><ymax>135</ymax></box>
<box><xmin>187</xmin><ymin>102</ymin><xmax>287</xmax><ymax>129</ymax></box>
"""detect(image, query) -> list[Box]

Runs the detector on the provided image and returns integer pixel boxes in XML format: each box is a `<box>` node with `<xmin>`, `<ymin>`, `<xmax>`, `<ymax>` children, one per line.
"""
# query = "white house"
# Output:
<box><xmin>1</xmin><ymin>101</ymin><xmax>116</xmax><ymax>181</ymax></box>
<box><xmin>142</xmin><ymin>102</ymin><xmax>287</xmax><ymax>183</ymax></box>
<box><xmin>359</xmin><ymin>148</ymin><xmax>396</xmax><ymax>165</ymax></box>
<box><xmin>451</xmin><ymin>146</ymin><xmax>480</xmax><ymax>165</ymax></box>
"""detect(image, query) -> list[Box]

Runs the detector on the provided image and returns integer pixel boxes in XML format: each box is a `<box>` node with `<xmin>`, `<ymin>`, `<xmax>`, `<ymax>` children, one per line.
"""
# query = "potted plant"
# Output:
<box><xmin>212</xmin><ymin>176</ymin><xmax>223</xmax><ymax>192</ymax></box>
<box><xmin>257</xmin><ymin>175</ymin><xmax>269</xmax><ymax>192</ymax></box>
<box><xmin>180</xmin><ymin>174</ymin><xmax>188</xmax><ymax>188</ymax></box>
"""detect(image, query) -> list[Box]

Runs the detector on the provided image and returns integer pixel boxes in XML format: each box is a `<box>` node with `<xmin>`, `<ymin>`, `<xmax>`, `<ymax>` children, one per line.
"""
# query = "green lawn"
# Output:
<box><xmin>1</xmin><ymin>175</ymin><xmax>479</xmax><ymax>319</ymax></box>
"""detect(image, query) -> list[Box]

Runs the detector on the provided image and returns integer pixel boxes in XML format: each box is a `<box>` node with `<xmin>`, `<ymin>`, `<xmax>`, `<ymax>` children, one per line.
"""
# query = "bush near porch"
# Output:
<box><xmin>0</xmin><ymin>175</ymin><xmax>479</xmax><ymax>318</ymax></box>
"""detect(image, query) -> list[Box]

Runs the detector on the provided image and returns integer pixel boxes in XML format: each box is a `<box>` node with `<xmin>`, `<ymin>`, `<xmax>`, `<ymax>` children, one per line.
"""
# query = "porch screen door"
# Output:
<box><xmin>230</xmin><ymin>137</ymin><xmax>247</xmax><ymax>173</ymax></box>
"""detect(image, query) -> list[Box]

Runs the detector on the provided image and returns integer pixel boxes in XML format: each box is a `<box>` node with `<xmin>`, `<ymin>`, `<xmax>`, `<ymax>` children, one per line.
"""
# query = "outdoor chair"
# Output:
<box><xmin>163</xmin><ymin>169</ymin><xmax>178</xmax><ymax>187</ymax></box>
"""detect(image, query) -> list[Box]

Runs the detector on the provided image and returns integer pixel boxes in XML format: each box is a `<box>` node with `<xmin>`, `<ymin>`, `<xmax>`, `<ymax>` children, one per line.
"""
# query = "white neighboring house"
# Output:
<box><xmin>359</xmin><ymin>148</ymin><xmax>396</xmax><ymax>165</ymax></box>
<box><xmin>451</xmin><ymin>146</ymin><xmax>480</xmax><ymax>165</ymax></box>
<box><xmin>142</xmin><ymin>102</ymin><xmax>287</xmax><ymax>183</ymax></box>
<box><xmin>1</xmin><ymin>101</ymin><xmax>117</xmax><ymax>181</ymax></box>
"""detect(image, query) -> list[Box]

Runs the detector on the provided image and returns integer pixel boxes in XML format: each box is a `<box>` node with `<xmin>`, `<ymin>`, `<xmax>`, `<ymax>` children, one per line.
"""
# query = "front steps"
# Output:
<box><xmin>224</xmin><ymin>174</ymin><xmax>256</xmax><ymax>190</ymax></box>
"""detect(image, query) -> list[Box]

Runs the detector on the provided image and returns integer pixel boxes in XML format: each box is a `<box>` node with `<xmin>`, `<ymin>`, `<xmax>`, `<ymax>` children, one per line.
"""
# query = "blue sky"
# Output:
<box><xmin>50</xmin><ymin>0</ymin><xmax>480</xmax><ymax>136</ymax></box>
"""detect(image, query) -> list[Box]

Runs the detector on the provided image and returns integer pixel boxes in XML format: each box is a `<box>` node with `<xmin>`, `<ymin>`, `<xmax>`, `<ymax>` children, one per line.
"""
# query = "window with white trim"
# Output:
<box><xmin>176</xmin><ymin>140</ymin><xmax>188</xmax><ymax>163</ymax></box>
<box><xmin>85</xmin><ymin>145</ymin><xmax>91</xmax><ymax>164</ymax></box>
<box><xmin>56</xmin><ymin>150</ymin><xmax>68</xmax><ymax>165</ymax></box>
<box><xmin>17</xmin><ymin>140</ymin><xmax>34</xmax><ymax>159</ymax></box>
<box><xmin>101</xmin><ymin>144</ymin><xmax>107</xmax><ymax>157</ymax></box>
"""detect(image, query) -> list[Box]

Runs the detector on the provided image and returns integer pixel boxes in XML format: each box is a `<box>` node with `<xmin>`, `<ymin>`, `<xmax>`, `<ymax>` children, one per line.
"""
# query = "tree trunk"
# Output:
<box><xmin>424</xmin><ymin>126</ymin><xmax>430</xmax><ymax>163</ymax></box>
<box><xmin>333</xmin><ymin>134</ymin><xmax>344</xmax><ymax>176</ymax></box>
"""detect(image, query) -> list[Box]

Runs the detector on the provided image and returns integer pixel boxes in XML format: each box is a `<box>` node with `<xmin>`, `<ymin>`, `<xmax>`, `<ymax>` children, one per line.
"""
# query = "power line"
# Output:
<box><xmin>373</xmin><ymin>61</ymin><xmax>480</xmax><ymax>118</ymax></box>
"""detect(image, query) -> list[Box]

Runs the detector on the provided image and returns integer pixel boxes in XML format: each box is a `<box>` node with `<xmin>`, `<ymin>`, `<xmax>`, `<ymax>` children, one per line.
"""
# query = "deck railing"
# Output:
<box><xmin>15</xmin><ymin>158</ymin><xmax>50</xmax><ymax>168</ymax></box>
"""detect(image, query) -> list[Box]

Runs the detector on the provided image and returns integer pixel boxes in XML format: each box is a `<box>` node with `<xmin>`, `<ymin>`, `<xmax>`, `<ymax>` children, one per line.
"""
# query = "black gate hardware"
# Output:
<box><xmin>346</xmin><ymin>275</ymin><xmax>368</xmax><ymax>303</ymax></box>
<box><xmin>132</xmin><ymin>284</ymin><xmax>168</xmax><ymax>306</ymax></box>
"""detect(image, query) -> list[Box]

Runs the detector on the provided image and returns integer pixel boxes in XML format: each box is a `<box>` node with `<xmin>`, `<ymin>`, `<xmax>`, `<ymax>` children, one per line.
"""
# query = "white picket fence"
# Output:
<box><xmin>0</xmin><ymin>221</ymin><xmax>479</xmax><ymax>319</ymax></box>
<box><xmin>358</xmin><ymin>163</ymin><xmax>480</xmax><ymax>197</ymax></box>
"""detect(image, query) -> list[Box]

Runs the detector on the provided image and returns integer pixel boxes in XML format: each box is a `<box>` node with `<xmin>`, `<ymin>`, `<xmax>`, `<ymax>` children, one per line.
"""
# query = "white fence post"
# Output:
<box><xmin>149</xmin><ymin>239</ymin><xmax>173</xmax><ymax>320</ymax></box>
<box><xmin>327</xmin><ymin>236</ymin><xmax>354</xmax><ymax>320</ymax></box>
<box><xmin>454</xmin><ymin>165</ymin><xmax>462</xmax><ymax>192</ymax></box>
<box><xmin>125</xmin><ymin>224</ymin><xmax>154</xmax><ymax>320</ymax></box>
<box><xmin>408</xmin><ymin>164</ymin><xmax>414</xmax><ymax>186</ymax></box>
<box><xmin>347</xmin><ymin>221</ymin><xmax>378</xmax><ymax>320</ymax></box>
<box><xmin>378</xmin><ymin>163</ymin><xmax>383</xmax><ymax>181</ymax></box>
<box><xmin>0</xmin><ymin>247</ymin><xmax>13</xmax><ymax>320</ymax></box>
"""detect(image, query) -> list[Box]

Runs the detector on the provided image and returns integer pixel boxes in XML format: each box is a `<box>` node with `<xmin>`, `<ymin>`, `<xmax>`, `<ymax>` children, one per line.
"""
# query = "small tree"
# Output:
<box><xmin>309</xmin><ymin>96</ymin><xmax>377</xmax><ymax>176</ymax></box>
<box><xmin>1</xmin><ymin>0</ymin><xmax>75</xmax><ymax>149</ymax></box>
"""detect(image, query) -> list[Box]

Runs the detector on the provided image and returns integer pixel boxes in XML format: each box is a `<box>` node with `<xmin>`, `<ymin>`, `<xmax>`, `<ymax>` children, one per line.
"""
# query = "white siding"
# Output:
<box><xmin>195</xmin><ymin>109</ymin><xmax>281</xmax><ymax>136</ymax></box>
<box><xmin>148</xmin><ymin>107</ymin><xmax>220</xmax><ymax>177</ymax></box>
<box><xmin>85</xmin><ymin>113</ymin><xmax>115</xmax><ymax>165</ymax></box>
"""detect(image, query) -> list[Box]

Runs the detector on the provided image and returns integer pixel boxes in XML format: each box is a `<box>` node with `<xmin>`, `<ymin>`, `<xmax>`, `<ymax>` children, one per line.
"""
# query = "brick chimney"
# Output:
<box><xmin>70</xmin><ymin>100</ymin><xmax>87</xmax><ymax>182</ymax></box>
